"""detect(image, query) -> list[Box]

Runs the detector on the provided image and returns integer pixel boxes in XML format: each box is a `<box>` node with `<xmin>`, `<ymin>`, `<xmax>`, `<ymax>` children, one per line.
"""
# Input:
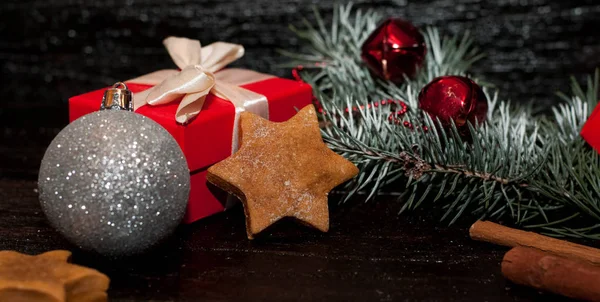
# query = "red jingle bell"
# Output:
<box><xmin>418</xmin><ymin>76</ymin><xmax>488</xmax><ymax>130</ymax></box>
<box><xmin>361</xmin><ymin>18</ymin><xmax>426</xmax><ymax>83</ymax></box>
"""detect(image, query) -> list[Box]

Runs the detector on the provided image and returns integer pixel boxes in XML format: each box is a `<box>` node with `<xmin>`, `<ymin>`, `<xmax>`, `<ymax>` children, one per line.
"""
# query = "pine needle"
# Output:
<box><xmin>286</xmin><ymin>4</ymin><xmax>600</xmax><ymax>238</ymax></box>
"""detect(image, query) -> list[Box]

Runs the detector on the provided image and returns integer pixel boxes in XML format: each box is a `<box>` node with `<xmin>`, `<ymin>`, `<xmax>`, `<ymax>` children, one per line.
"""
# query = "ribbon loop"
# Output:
<box><xmin>200</xmin><ymin>42</ymin><xmax>245</xmax><ymax>73</ymax></box>
<box><xmin>146</xmin><ymin>65</ymin><xmax>215</xmax><ymax>106</ymax></box>
<box><xmin>130</xmin><ymin>36</ymin><xmax>272</xmax><ymax>125</ymax></box>
<box><xmin>163</xmin><ymin>37</ymin><xmax>202</xmax><ymax>69</ymax></box>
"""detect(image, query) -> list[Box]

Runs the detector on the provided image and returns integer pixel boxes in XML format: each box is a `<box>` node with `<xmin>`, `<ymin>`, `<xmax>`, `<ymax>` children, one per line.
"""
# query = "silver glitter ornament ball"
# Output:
<box><xmin>38</xmin><ymin>110</ymin><xmax>190</xmax><ymax>257</ymax></box>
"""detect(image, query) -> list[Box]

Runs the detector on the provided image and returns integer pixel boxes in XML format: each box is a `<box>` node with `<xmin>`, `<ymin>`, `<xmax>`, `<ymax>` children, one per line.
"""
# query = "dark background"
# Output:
<box><xmin>2</xmin><ymin>0</ymin><xmax>600</xmax><ymax>178</ymax></box>
<box><xmin>1</xmin><ymin>0</ymin><xmax>599</xmax><ymax>301</ymax></box>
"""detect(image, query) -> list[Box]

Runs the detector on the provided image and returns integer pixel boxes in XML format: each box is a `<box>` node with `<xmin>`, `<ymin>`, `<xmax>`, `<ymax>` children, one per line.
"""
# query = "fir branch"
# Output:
<box><xmin>286</xmin><ymin>4</ymin><xmax>600</xmax><ymax>238</ymax></box>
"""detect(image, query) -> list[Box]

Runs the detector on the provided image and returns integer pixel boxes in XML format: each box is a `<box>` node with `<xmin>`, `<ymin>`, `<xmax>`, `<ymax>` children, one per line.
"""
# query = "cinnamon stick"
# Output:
<box><xmin>470</xmin><ymin>220</ymin><xmax>600</xmax><ymax>266</ymax></box>
<box><xmin>502</xmin><ymin>247</ymin><xmax>600</xmax><ymax>301</ymax></box>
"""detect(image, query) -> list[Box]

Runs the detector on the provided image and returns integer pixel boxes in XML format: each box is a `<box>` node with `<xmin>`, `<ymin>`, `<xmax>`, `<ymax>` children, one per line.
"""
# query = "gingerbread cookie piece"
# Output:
<box><xmin>0</xmin><ymin>250</ymin><xmax>109</xmax><ymax>302</ymax></box>
<box><xmin>207</xmin><ymin>105</ymin><xmax>359</xmax><ymax>239</ymax></box>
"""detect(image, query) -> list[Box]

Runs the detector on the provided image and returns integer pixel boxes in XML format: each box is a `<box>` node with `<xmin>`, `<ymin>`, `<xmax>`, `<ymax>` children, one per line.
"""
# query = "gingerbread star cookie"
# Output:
<box><xmin>0</xmin><ymin>250</ymin><xmax>110</xmax><ymax>302</ymax></box>
<box><xmin>207</xmin><ymin>104</ymin><xmax>359</xmax><ymax>239</ymax></box>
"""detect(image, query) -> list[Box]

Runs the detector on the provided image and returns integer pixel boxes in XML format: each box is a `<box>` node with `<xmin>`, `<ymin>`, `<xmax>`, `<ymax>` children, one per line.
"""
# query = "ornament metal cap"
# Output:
<box><xmin>100</xmin><ymin>82</ymin><xmax>133</xmax><ymax>111</ymax></box>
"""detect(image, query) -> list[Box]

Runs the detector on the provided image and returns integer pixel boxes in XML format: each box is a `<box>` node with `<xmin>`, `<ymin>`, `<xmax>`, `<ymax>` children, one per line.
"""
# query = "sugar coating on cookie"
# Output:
<box><xmin>0</xmin><ymin>250</ymin><xmax>109</xmax><ymax>302</ymax></box>
<box><xmin>207</xmin><ymin>105</ymin><xmax>359</xmax><ymax>239</ymax></box>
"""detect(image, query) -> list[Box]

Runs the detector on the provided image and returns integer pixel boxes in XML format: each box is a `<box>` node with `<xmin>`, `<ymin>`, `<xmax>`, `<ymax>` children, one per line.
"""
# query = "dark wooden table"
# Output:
<box><xmin>0</xmin><ymin>177</ymin><xmax>576</xmax><ymax>302</ymax></box>
<box><xmin>0</xmin><ymin>125</ymin><xmax>582</xmax><ymax>301</ymax></box>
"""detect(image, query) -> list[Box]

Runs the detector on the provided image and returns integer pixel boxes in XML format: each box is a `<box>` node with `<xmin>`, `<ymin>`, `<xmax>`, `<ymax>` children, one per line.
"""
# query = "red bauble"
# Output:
<box><xmin>582</xmin><ymin>103</ymin><xmax>600</xmax><ymax>154</ymax></box>
<box><xmin>418</xmin><ymin>76</ymin><xmax>488</xmax><ymax>129</ymax></box>
<box><xmin>361</xmin><ymin>18</ymin><xmax>426</xmax><ymax>83</ymax></box>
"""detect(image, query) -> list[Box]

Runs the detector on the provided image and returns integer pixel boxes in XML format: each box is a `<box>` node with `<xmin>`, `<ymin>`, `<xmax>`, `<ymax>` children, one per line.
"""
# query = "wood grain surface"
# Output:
<box><xmin>1</xmin><ymin>0</ymin><xmax>599</xmax><ymax>301</ymax></box>
<box><xmin>0</xmin><ymin>179</ymin><xmax>580</xmax><ymax>301</ymax></box>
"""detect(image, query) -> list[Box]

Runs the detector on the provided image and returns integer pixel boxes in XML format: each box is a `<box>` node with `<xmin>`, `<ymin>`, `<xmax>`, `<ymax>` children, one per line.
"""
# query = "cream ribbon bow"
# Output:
<box><xmin>130</xmin><ymin>37</ymin><xmax>273</xmax><ymax>126</ymax></box>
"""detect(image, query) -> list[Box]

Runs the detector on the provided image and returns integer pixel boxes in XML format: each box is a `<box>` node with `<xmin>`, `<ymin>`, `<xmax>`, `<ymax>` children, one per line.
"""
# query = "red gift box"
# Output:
<box><xmin>582</xmin><ymin>102</ymin><xmax>600</xmax><ymax>152</ymax></box>
<box><xmin>69</xmin><ymin>76</ymin><xmax>313</xmax><ymax>223</ymax></box>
